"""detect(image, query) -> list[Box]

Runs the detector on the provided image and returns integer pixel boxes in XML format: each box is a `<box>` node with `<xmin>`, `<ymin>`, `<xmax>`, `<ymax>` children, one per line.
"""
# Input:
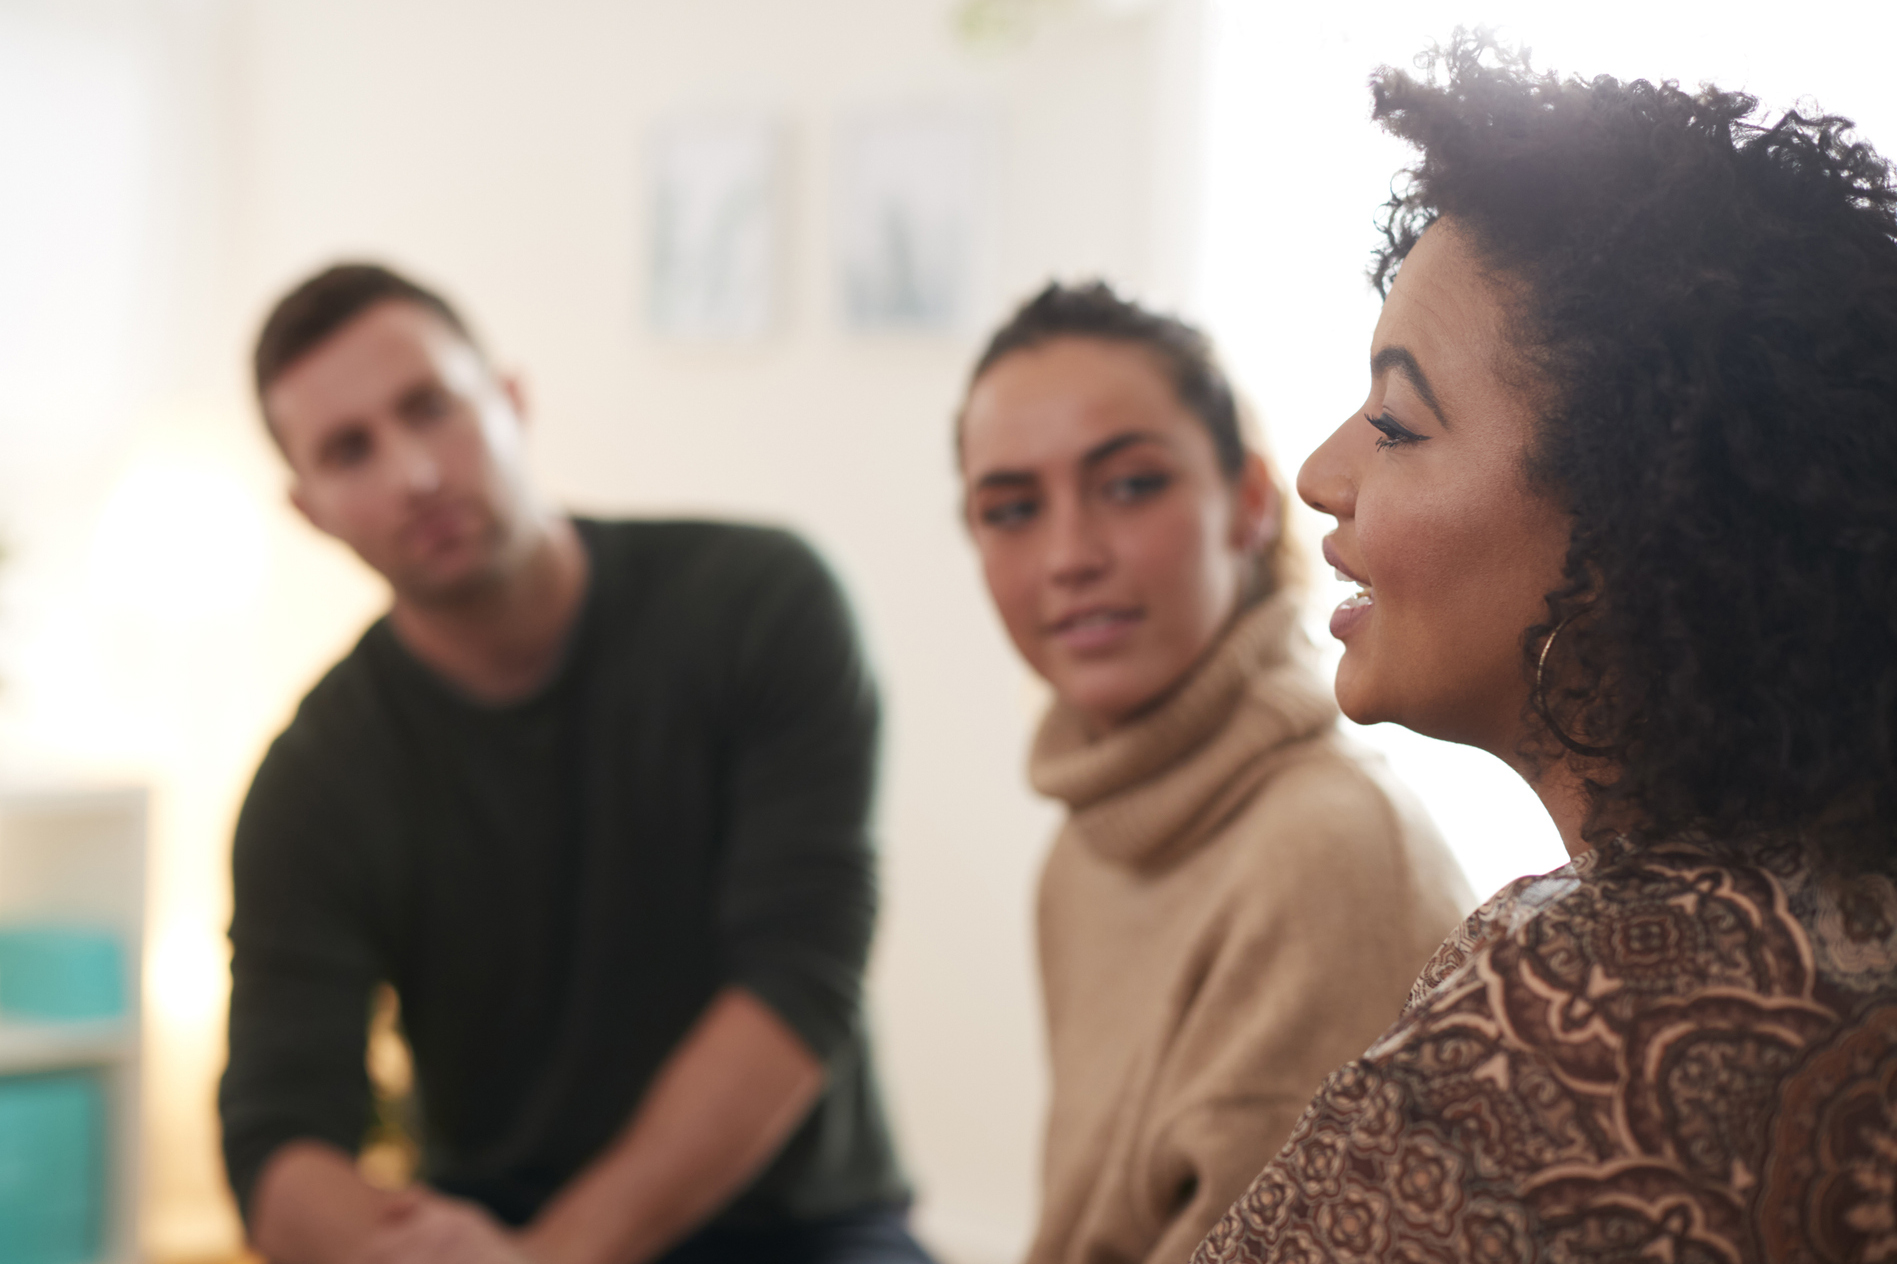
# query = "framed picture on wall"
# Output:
<box><xmin>647</xmin><ymin>114</ymin><xmax>784</xmax><ymax>339</ymax></box>
<box><xmin>834</xmin><ymin>107</ymin><xmax>990</xmax><ymax>334</ymax></box>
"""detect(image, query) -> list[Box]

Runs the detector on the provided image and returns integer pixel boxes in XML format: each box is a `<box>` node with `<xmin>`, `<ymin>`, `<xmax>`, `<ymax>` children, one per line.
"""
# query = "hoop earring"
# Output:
<box><xmin>1533</xmin><ymin>615</ymin><xmax>1613</xmax><ymax>759</ymax></box>
<box><xmin>1535</xmin><ymin>617</ymin><xmax>1570</xmax><ymax>704</ymax></box>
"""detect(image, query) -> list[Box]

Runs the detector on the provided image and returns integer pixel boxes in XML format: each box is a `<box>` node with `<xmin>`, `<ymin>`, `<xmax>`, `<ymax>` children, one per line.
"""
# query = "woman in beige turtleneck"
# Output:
<box><xmin>956</xmin><ymin>282</ymin><xmax>1473</xmax><ymax>1264</ymax></box>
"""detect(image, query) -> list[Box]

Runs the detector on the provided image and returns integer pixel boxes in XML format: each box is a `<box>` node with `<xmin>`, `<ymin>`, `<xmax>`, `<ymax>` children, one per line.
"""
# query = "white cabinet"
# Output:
<box><xmin>0</xmin><ymin>787</ymin><xmax>147</xmax><ymax>1264</ymax></box>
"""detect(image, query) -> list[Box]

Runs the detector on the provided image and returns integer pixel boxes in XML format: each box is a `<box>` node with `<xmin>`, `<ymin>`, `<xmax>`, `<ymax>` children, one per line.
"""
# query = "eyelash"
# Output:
<box><xmin>1106</xmin><ymin>471</ymin><xmax>1170</xmax><ymax>501</ymax></box>
<box><xmin>1366</xmin><ymin>411</ymin><xmax>1427</xmax><ymax>451</ymax></box>
<box><xmin>980</xmin><ymin>500</ymin><xmax>1034</xmax><ymax>528</ymax></box>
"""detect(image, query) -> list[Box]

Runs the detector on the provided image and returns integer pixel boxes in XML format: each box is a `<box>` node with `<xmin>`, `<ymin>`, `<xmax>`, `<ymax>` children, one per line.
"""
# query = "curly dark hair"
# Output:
<box><xmin>1370</xmin><ymin>33</ymin><xmax>1897</xmax><ymax>871</ymax></box>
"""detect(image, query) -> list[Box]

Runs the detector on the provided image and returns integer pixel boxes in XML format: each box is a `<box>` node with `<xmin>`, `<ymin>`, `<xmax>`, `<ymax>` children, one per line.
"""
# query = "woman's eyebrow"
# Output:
<box><xmin>974</xmin><ymin>469</ymin><xmax>1037</xmax><ymax>491</ymax></box>
<box><xmin>973</xmin><ymin>431</ymin><xmax>1167</xmax><ymax>490</ymax></box>
<box><xmin>1371</xmin><ymin>345</ymin><xmax>1450</xmax><ymax>428</ymax></box>
<box><xmin>1081</xmin><ymin>431</ymin><xmax>1167</xmax><ymax>468</ymax></box>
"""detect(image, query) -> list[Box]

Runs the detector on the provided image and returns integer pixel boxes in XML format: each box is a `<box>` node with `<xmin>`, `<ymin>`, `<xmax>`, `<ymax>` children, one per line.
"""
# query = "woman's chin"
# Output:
<box><xmin>1330</xmin><ymin>657</ymin><xmax>1385</xmax><ymax>726</ymax></box>
<box><xmin>1056</xmin><ymin>669</ymin><xmax>1172</xmax><ymax>733</ymax></box>
<box><xmin>1332</xmin><ymin>665</ymin><xmax>1424</xmax><ymax>735</ymax></box>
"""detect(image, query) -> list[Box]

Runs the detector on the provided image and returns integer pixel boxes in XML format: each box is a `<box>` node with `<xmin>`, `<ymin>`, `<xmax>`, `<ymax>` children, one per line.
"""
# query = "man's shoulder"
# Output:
<box><xmin>289</xmin><ymin>620</ymin><xmax>396</xmax><ymax>731</ymax></box>
<box><xmin>235</xmin><ymin>624</ymin><xmax>403</xmax><ymax>858</ymax></box>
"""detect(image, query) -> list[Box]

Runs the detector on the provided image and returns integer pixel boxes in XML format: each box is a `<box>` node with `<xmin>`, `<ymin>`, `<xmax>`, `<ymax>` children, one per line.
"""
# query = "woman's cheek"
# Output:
<box><xmin>1356</xmin><ymin>475</ymin><xmax>1464</xmax><ymax>608</ymax></box>
<box><xmin>1142</xmin><ymin>501</ymin><xmax>1219</xmax><ymax>609</ymax></box>
<box><xmin>983</xmin><ymin>549</ymin><xmax>1039</xmax><ymax>666</ymax></box>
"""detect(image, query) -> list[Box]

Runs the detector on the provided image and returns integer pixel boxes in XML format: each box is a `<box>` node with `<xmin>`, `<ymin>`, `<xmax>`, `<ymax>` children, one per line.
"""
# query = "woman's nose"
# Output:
<box><xmin>1045</xmin><ymin>498</ymin><xmax>1109</xmax><ymax>585</ymax></box>
<box><xmin>1297</xmin><ymin>417</ymin><xmax>1359</xmax><ymax>521</ymax></box>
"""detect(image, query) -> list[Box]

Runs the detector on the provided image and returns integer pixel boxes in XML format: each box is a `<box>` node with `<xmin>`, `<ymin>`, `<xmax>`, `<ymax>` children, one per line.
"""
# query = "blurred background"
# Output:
<box><xmin>0</xmin><ymin>0</ymin><xmax>1889</xmax><ymax>1261</ymax></box>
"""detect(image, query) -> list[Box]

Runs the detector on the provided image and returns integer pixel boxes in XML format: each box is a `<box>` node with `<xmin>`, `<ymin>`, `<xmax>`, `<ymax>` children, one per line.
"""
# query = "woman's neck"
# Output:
<box><xmin>1527</xmin><ymin>757</ymin><xmax>1594</xmax><ymax>857</ymax></box>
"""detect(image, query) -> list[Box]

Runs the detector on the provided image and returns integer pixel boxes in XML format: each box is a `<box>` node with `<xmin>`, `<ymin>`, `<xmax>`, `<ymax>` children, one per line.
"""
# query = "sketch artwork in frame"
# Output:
<box><xmin>834</xmin><ymin>108</ymin><xmax>989</xmax><ymax>333</ymax></box>
<box><xmin>648</xmin><ymin>114</ymin><xmax>784</xmax><ymax>339</ymax></box>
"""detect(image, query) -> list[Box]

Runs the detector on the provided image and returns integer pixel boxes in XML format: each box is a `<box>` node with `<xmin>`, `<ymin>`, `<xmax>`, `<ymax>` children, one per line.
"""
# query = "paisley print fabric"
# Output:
<box><xmin>1191</xmin><ymin>838</ymin><xmax>1897</xmax><ymax>1264</ymax></box>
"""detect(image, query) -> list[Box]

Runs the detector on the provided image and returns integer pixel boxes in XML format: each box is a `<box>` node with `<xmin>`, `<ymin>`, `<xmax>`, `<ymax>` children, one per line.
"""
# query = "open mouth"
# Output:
<box><xmin>1335</xmin><ymin>566</ymin><xmax>1374</xmax><ymax>611</ymax></box>
<box><xmin>1322</xmin><ymin>539</ymin><xmax>1376</xmax><ymax>641</ymax></box>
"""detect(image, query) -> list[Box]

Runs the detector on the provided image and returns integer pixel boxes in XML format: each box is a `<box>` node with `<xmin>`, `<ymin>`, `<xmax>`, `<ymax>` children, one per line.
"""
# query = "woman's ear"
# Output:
<box><xmin>501</xmin><ymin>371</ymin><xmax>529</xmax><ymax>425</ymax></box>
<box><xmin>1232</xmin><ymin>450</ymin><xmax>1282</xmax><ymax>553</ymax></box>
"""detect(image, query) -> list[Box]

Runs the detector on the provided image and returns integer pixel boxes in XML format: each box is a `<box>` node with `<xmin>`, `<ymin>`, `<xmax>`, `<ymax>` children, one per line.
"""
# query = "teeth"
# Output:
<box><xmin>1339</xmin><ymin>590</ymin><xmax>1374</xmax><ymax>610</ymax></box>
<box><xmin>1333</xmin><ymin>566</ymin><xmax>1372</xmax><ymax>596</ymax></box>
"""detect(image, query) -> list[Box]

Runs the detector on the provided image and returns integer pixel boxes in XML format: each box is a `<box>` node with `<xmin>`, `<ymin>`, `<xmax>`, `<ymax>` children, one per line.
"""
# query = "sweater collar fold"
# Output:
<box><xmin>1028</xmin><ymin>593</ymin><xmax>1338</xmax><ymax>868</ymax></box>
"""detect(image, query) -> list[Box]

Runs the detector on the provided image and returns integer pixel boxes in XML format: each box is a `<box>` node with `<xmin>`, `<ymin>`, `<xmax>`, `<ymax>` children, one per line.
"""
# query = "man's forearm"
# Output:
<box><xmin>519</xmin><ymin>987</ymin><xmax>826</xmax><ymax>1264</ymax></box>
<box><xmin>249</xmin><ymin>1139</ymin><xmax>408</xmax><ymax>1264</ymax></box>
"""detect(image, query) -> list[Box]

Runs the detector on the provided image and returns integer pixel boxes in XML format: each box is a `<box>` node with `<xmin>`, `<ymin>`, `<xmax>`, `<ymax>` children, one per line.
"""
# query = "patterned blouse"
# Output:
<box><xmin>1190</xmin><ymin>835</ymin><xmax>1897</xmax><ymax>1263</ymax></box>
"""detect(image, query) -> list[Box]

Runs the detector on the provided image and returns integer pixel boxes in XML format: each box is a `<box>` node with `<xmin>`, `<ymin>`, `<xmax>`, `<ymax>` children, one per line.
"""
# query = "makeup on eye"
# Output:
<box><xmin>1366</xmin><ymin>410</ymin><xmax>1428</xmax><ymax>450</ymax></box>
<box><xmin>969</xmin><ymin>457</ymin><xmax>1174</xmax><ymax>532</ymax></box>
<box><xmin>977</xmin><ymin>494</ymin><xmax>1039</xmax><ymax>530</ymax></box>
<box><xmin>1087</xmin><ymin>438</ymin><xmax>1178</xmax><ymax>505</ymax></box>
<box><xmin>1100</xmin><ymin>469</ymin><xmax>1173</xmax><ymax>503</ymax></box>
<box><xmin>967</xmin><ymin>468</ymin><xmax>1041</xmax><ymax>532</ymax></box>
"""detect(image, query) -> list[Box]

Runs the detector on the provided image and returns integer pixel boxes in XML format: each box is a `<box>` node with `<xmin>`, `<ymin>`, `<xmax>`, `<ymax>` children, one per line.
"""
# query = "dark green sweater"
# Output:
<box><xmin>220</xmin><ymin>519</ymin><xmax>908</xmax><ymax>1227</ymax></box>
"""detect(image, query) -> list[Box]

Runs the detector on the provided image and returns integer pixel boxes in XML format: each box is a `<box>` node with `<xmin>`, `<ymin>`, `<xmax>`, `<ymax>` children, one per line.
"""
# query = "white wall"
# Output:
<box><xmin>0</xmin><ymin>2</ymin><xmax>1204</xmax><ymax>1260</ymax></box>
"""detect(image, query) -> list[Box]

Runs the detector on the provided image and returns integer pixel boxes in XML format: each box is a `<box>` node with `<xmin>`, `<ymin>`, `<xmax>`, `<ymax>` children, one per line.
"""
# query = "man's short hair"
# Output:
<box><xmin>252</xmin><ymin>262</ymin><xmax>480</xmax><ymax>405</ymax></box>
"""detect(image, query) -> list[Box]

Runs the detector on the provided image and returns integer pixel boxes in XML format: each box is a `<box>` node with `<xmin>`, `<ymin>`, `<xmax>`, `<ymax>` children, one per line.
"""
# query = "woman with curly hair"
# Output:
<box><xmin>1192</xmin><ymin>34</ymin><xmax>1897</xmax><ymax>1264</ymax></box>
<box><xmin>956</xmin><ymin>282</ymin><xmax>1473</xmax><ymax>1264</ymax></box>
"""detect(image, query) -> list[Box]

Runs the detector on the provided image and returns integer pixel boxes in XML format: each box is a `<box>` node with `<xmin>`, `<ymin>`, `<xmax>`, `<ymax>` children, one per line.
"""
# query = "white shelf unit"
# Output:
<box><xmin>0</xmin><ymin>786</ymin><xmax>147</xmax><ymax>1264</ymax></box>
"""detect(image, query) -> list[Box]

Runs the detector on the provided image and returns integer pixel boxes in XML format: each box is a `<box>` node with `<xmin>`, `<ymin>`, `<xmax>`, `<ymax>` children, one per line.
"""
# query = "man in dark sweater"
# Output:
<box><xmin>219</xmin><ymin>264</ymin><xmax>923</xmax><ymax>1264</ymax></box>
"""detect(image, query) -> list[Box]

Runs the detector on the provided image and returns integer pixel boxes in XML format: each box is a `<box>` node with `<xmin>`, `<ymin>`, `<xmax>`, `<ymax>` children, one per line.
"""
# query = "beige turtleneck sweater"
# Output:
<box><xmin>1025</xmin><ymin>594</ymin><xmax>1473</xmax><ymax>1264</ymax></box>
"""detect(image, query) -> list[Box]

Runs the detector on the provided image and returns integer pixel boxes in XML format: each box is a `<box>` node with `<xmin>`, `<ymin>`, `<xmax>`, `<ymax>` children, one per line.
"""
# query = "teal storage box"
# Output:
<box><xmin>0</xmin><ymin>1071</ymin><xmax>105</xmax><ymax>1264</ymax></box>
<box><xmin>0</xmin><ymin>929</ymin><xmax>124</xmax><ymax>1023</ymax></box>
